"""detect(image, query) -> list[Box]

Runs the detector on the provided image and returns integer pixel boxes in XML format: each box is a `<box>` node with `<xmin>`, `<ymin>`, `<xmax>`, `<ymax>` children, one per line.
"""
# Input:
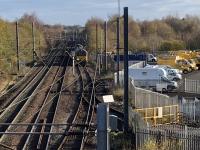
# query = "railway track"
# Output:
<box><xmin>0</xmin><ymin>49</ymin><xmax>56</xmax><ymax>112</ymax></box>
<box><xmin>0</xmin><ymin>45</ymin><xmax>124</xmax><ymax>149</ymax></box>
<box><xmin>45</xmin><ymin>63</ymin><xmax>81</xmax><ymax>149</ymax></box>
<box><xmin>0</xmin><ymin>50</ymin><xmax>64</xmax><ymax>149</ymax></box>
<box><xmin>58</xmin><ymin>65</ymin><xmax>95</xmax><ymax>149</ymax></box>
<box><xmin>21</xmin><ymin>53</ymin><xmax>69</xmax><ymax>149</ymax></box>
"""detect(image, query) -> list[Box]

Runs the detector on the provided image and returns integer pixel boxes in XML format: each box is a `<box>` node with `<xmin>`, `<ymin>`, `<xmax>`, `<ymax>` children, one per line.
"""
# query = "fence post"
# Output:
<box><xmin>184</xmin><ymin>78</ymin><xmax>187</xmax><ymax>92</ymax></box>
<box><xmin>147</xmin><ymin>122</ymin><xmax>150</xmax><ymax>141</ymax></box>
<box><xmin>184</xmin><ymin>125</ymin><xmax>188</xmax><ymax>150</ymax></box>
<box><xmin>135</xmin><ymin>125</ymin><xmax>137</xmax><ymax>150</ymax></box>
<box><xmin>194</xmin><ymin>100</ymin><xmax>196</xmax><ymax>122</ymax></box>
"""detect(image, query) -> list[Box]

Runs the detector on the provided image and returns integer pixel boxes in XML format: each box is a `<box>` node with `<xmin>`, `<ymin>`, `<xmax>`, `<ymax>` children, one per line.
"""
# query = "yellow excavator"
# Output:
<box><xmin>158</xmin><ymin>55</ymin><xmax>192</xmax><ymax>74</ymax></box>
<box><xmin>177</xmin><ymin>51</ymin><xmax>200</xmax><ymax>70</ymax></box>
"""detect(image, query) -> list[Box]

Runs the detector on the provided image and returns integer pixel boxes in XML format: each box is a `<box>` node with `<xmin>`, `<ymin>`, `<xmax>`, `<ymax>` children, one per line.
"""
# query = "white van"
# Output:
<box><xmin>145</xmin><ymin>65</ymin><xmax>182</xmax><ymax>81</ymax></box>
<box><xmin>115</xmin><ymin>68</ymin><xmax>178</xmax><ymax>92</ymax></box>
<box><xmin>129</xmin><ymin>68</ymin><xmax>178</xmax><ymax>91</ymax></box>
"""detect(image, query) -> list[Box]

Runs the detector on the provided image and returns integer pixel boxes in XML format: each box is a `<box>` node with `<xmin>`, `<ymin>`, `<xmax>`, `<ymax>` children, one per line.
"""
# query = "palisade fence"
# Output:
<box><xmin>129</xmin><ymin>80</ymin><xmax>178</xmax><ymax>108</ymax></box>
<box><xmin>179</xmin><ymin>97</ymin><xmax>200</xmax><ymax>122</ymax></box>
<box><xmin>133</xmin><ymin>124</ymin><xmax>200</xmax><ymax>150</ymax></box>
<box><xmin>129</xmin><ymin>80</ymin><xmax>179</xmax><ymax>125</ymax></box>
<box><xmin>184</xmin><ymin>78</ymin><xmax>200</xmax><ymax>94</ymax></box>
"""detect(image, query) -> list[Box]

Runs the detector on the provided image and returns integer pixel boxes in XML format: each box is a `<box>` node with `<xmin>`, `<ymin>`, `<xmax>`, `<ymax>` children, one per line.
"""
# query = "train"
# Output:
<box><xmin>70</xmin><ymin>44</ymin><xmax>88</xmax><ymax>66</ymax></box>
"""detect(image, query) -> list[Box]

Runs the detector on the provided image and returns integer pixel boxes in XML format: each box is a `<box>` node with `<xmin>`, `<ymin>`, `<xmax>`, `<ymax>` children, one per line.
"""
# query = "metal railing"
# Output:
<box><xmin>135</xmin><ymin>124</ymin><xmax>200</xmax><ymax>150</ymax></box>
<box><xmin>129</xmin><ymin>80</ymin><xmax>178</xmax><ymax>108</ymax></box>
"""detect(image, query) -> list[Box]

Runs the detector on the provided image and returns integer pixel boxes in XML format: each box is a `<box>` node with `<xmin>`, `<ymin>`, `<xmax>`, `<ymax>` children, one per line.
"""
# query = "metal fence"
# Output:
<box><xmin>135</xmin><ymin>124</ymin><xmax>200</xmax><ymax>150</ymax></box>
<box><xmin>179</xmin><ymin>97</ymin><xmax>200</xmax><ymax>122</ymax></box>
<box><xmin>184</xmin><ymin>79</ymin><xmax>200</xmax><ymax>94</ymax></box>
<box><xmin>129</xmin><ymin>80</ymin><xmax>178</xmax><ymax>108</ymax></box>
<box><xmin>129</xmin><ymin>80</ymin><xmax>179</xmax><ymax>125</ymax></box>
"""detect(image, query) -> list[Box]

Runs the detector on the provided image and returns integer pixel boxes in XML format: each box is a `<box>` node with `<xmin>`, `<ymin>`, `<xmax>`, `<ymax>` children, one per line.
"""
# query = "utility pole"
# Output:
<box><xmin>104</xmin><ymin>21</ymin><xmax>107</xmax><ymax>72</ymax></box>
<box><xmin>16</xmin><ymin>21</ymin><xmax>20</xmax><ymax>72</ymax></box>
<box><xmin>32</xmin><ymin>22</ymin><xmax>35</xmax><ymax>62</ymax></box>
<box><xmin>116</xmin><ymin>17</ymin><xmax>120</xmax><ymax>85</ymax></box>
<box><xmin>117</xmin><ymin>0</ymin><xmax>121</xmax><ymax>86</ymax></box>
<box><xmin>73</xmin><ymin>30</ymin><xmax>75</xmax><ymax>41</ymax></box>
<box><xmin>100</xmin><ymin>30</ymin><xmax>103</xmax><ymax>67</ymax></box>
<box><xmin>124</xmin><ymin>7</ymin><xmax>129</xmax><ymax>132</ymax></box>
<box><xmin>96</xmin><ymin>24</ymin><xmax>98</xmax><ymax>62</ymax></box>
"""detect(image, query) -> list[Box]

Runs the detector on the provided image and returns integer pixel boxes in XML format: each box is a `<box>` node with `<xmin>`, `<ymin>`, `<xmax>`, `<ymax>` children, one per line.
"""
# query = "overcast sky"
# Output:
<box><xmin>0</xmin><ymin>0</ymin><xmax>200</xmax><ymax>26</ymax></box>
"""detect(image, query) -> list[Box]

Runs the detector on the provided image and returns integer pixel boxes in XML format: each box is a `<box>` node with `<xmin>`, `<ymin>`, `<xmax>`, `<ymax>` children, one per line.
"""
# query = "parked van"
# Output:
<box><xmin>115</xmin><ymin>68</ymin><xmax>178</xmax><ymax>92</ymax></box>
<box><xmin>129</xmin><ymin>68</ymin><xmax>178</xmax><ymax>92</ymax></box>
<box><xmin>145</xmin><ymin>65</ymin><xmax>182</xmax><ymax>81</ymax></box>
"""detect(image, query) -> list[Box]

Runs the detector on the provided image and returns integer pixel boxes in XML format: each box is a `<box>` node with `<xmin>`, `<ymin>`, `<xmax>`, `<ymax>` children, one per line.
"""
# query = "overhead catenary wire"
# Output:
<box><xmin>0</xmin><ymin>41</ymin><xmax>104</xmax><ymax>148</ymax></box>
<box><xmin>0</xmin><ymin>60</ymin><xmax>104</xmax><ymax>115</ymax></box>
<box><xmin>0</xmin><ymin>49</ymin><xmax>95</xmax><ymax>123</ymax></box>
<box><xmin>0</xmin><ymin>48</ymin><xmax>55</xmax><ymax>98</ymax></box>
<box><xmin>0</xmin><ymin>42</ymin><xmax>69</xmax><ymax>97</ymax></box>
<box><xmin>80</xmin><ymin>49</ymin><xmax>99</xmax><ymax>149</ymax></box>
